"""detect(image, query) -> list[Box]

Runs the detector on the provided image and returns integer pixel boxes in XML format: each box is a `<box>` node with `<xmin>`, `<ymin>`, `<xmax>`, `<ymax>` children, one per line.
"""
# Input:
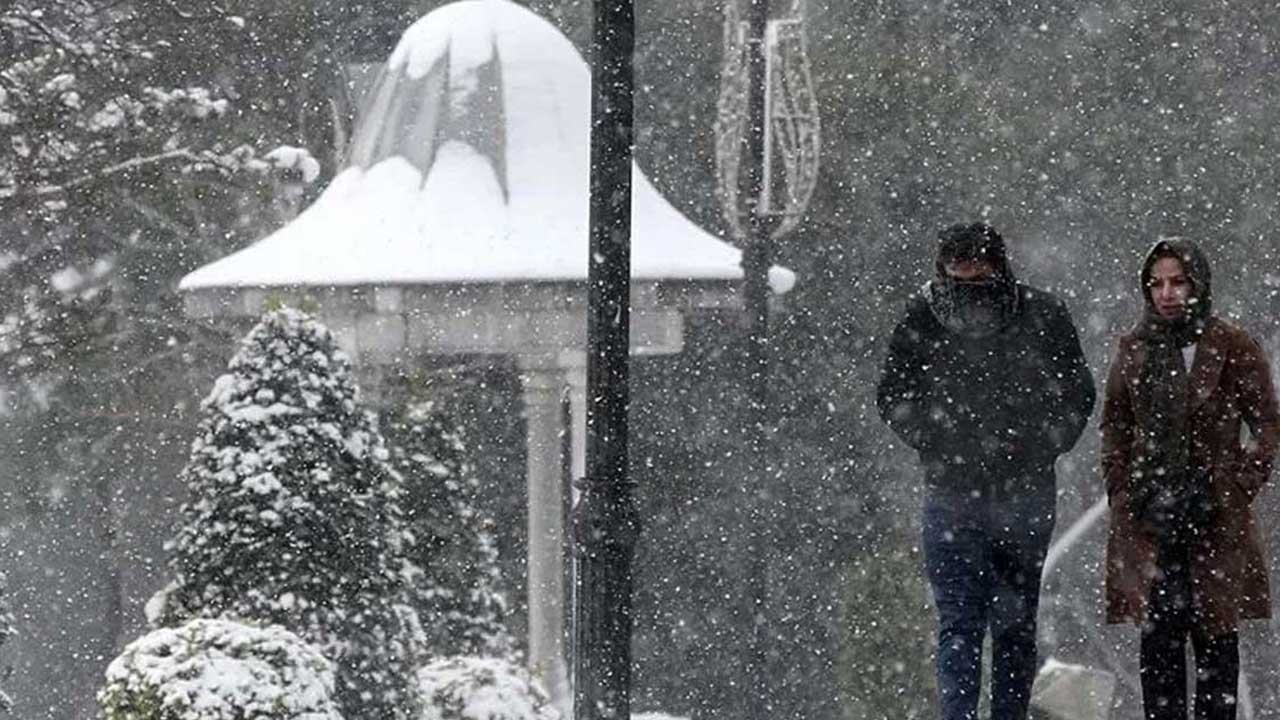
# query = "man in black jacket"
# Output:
<box><xmin>876</xmin><ymin>222</ymin><xmax>1095</xmax><ymax>720</ymax></box>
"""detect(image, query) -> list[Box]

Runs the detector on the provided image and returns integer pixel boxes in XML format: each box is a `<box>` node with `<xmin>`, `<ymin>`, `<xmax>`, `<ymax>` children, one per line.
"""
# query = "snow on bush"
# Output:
<box><xmin>98</xmin><ymin>618</ymin><xmax>341</xmax><ymax>720</ymax></box>
<box><xmin>152</xmin><ymin>308</ymin><xmax>422</xmax><ymax>720</ymax></box>
<box><xmin>417</xmin><ymin>657</ymin><xmax>557</xmax><ymax>720</ymax></box>
<box><xmin>631</xmin><ymin>715</ymin><xmax>689</xmax><ymax>720</ymax></box>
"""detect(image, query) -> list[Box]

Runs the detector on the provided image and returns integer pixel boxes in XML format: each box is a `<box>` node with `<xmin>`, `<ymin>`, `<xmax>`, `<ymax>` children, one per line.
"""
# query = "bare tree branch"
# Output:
<box><xmin>3</xmin><ymin>148</ymin><xmax>200</xmax><ymax>202</ymax></box>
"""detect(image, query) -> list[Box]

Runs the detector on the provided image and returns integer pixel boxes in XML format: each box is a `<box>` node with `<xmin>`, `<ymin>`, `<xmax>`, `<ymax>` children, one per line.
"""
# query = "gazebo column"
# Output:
<box><xmin>517</xmin><ymin>354</ymin><xmax>571</xmax><ymax>713</ymax></box>
<box><xmin>561</xmin><ymin>352</ymin><xmax>587</xmax><ymax>714</ymax></box>
<box><xmin>564</xmin><ymin>352</ymin><xmax>588</xmax><ymax>485</ymax></box>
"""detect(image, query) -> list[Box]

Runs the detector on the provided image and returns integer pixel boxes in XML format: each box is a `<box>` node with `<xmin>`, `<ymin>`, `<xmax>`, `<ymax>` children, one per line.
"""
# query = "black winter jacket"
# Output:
<box><xmin>876</xmin><ymin>283</ymin><xmax>1096</xmax><ymax>495</ymax></box>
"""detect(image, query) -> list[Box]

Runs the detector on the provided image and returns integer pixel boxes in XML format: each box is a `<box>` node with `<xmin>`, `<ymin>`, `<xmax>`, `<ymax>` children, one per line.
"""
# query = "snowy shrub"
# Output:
<box><xmin>632</xmin><ymin>714</ymin><xmax>689</xmax><ymax>720</ymax></box>
<box><xmin>384</xmin><ymin>400</ymin><xmax>512</xmax><ymax>658</ymax></box>
<box><xmin>98</xmin><ymin>618</ymin><xmax>341</xmax><ymax>720</ymax></box>
<box><xmin>153</xmin><ymin>309</ymin><xmax>422</xmax><ymax>720</ymax></box>
<box><xmin>416</xmin><ymin>657</ymin><xmax>557</xmax><ymax>720</ymax></box>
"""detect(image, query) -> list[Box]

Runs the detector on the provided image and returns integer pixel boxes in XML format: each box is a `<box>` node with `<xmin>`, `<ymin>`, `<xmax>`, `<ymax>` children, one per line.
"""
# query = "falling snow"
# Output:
<box><xmin>3</xmin><ymin>1</ymin><xmax>1280</xmax><ymax>720</ymax></box>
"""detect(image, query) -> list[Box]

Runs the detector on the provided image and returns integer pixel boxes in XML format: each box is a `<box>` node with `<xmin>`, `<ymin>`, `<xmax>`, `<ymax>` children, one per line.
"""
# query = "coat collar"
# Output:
<box><xmin>1125</xmin><ymin>316</ymin><xmax>1228</xmax><ymax>412</ymax></box>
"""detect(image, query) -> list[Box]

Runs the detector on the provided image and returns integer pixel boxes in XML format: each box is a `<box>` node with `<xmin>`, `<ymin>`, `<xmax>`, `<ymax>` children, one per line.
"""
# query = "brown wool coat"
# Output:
<box><xmin>1101</xmin><ymin>317</ymin><xmax>1280</xmax><ymax>635</ymax></box>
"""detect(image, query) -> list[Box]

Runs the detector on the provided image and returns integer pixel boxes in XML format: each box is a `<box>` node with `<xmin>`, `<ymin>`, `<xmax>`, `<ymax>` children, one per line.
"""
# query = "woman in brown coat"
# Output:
<box><xmin>1101</xmin><ymin>238</ymin><xmax>1280</xmax><ymax>720</ymax></box>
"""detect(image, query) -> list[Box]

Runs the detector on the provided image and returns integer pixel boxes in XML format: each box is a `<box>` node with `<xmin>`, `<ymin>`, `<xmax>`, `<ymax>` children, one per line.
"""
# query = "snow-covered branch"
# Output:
<box><xmin>28</xmin><ymin>148</ymin><xmax>200</xmax><ymax>196</ymax></box>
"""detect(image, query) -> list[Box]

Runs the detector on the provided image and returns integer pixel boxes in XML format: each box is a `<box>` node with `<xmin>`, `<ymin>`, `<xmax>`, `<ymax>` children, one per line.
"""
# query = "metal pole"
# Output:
<box><xmin>739</xmin><ymin>0</ymin><xmax>773</xmax><ymax>716</ymax></box>
<box><xmin>742</xmin><ymin>2</ymin><xmax>771</xmax><ymax>434</ymax></box>
<box><xmin>574</xmin><ymin>0</ymin><xmax>636</xmax><ymax>718</ymax></box>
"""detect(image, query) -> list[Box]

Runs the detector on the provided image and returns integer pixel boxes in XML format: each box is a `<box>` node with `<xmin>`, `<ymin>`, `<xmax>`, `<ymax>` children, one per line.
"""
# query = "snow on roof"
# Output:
<box><xmin>181</xmin><ymin>0</ymin><xmax>794</xmax><ymax>292</ymax></box>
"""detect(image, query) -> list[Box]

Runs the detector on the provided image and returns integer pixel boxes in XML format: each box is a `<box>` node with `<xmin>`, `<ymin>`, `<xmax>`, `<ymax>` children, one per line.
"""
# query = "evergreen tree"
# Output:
<box><xmin>384</xmin><ymin>399</ymin><xmax>512</xmax><ymax>658</ymax></box>
<box><xmin>152</xmin><ymin>308</ymin><xmax>422</xmax><ymax>720</ymax></box>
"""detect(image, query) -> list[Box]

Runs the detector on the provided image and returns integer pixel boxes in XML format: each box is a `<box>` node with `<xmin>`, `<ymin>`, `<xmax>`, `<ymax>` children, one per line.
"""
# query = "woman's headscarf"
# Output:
<box><xmin>1130</xmin><ymin>237</ymin><xmax>1215</xmax><ymax>537</ymax></box>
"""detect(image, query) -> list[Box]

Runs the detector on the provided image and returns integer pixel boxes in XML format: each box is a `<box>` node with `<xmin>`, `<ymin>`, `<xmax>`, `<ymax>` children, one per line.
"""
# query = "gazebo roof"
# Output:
<box><xmin>180</xmin><ymin>0</ymin><xmax>793</xmax><ymax>292</ymax></box>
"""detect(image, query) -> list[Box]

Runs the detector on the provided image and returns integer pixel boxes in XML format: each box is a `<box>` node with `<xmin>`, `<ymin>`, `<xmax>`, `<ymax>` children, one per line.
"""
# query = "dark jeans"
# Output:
<box><xmin>923</xmin><ymin>488</ymin><xmax>1055</xmax><ymax>720</ymax></box>
<box><xmin>1140</xmin><ymin>537</ymin><xmax>1239</xmax><ymax>720</ymax></box>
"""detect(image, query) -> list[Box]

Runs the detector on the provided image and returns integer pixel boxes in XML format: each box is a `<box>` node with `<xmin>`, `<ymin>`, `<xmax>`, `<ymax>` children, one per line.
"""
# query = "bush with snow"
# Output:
<box><xmin>152</xmin><ymin>308</ymin><xmax>422</xmax><ymax>720</ymax></box>
<box><xmin>417</xmin><ymin>657</ymin><xmax>557</xmax><ymax>720</ymax></box>
<box><xmin>384</xmin><ymin>400</ymin><xmax>512</xmax><ymax>658</ymax></box>
<box><xmin>98</xmin><ymin>618</ymin><xmax>341</xmax><ymax>720</ymax></box>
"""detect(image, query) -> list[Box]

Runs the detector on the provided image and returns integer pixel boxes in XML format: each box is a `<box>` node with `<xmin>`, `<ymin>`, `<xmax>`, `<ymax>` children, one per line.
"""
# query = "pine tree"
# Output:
<box><xmin>384</xmin><ymin>399</ymin><xmax>512</xmax><ymax>658</ymax></box>
<box><xmin>152</xmin><ymin>308</ymin><xmax>421</xmax><ymax>720</ymax></box>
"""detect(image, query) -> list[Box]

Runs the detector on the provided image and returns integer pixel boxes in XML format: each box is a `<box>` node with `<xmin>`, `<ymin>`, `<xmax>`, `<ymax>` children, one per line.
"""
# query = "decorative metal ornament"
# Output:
<box><xmin>715</xmin><ymin>0</ymin><xmax>821</xmax><ymax>242</ymax></box>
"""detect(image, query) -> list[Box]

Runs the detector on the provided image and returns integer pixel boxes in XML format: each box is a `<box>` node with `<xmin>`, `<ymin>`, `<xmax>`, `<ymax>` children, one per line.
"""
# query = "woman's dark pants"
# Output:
<box><xmin>923</xmin><ymin>488</ymin><xmax>1055</xmax><ymax>720</ymax></box>
<box><xmin>1140</xmin><ymin>534</ymin><xmax>1239</xmax><ymax>720</ymax></box>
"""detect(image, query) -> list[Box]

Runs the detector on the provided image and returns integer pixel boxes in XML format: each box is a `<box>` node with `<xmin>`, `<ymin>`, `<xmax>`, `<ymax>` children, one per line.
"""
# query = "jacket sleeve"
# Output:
<box><xmin>1042</xmin><ymin>300</ymin><xmax>1097</xmax><ymax>456</ymax></box>
<box><xmin>1100</xmin><ymin>340</ymin><xmax>1135</xmax><ymax>501</ymax></box>
<box><xmin>1235</xmin><ymin>334</ymin><xmax>1280</xmax><ymax>501</ymax></box>
<box><xmin>875</xmin><ymin>308</ymin><xmax>963</xmax><ymax>454</ymax></box>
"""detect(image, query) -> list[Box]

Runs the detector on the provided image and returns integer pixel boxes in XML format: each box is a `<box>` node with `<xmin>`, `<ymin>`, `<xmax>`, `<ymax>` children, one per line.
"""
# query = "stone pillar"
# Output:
<box><xmin>563</xmin><ymin>352</ymin><xmax>588</xmax><ymax>490</ymax></box>
<box><xmin>562</xmin><ymin>352</ymin><xmax>587</xmax><ymax>710</ymax></box>
<box><xmin>518</xmin><ymin>355</ymin><xmax>570</xmax><ymax>714</ymax></box>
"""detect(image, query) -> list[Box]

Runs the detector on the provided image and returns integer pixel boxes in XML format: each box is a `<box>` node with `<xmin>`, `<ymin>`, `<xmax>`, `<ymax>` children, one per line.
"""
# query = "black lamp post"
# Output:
<box><xmin>716</xmin><ymin>0</ymin><xmax>820</xmax><ymax>715</ymax></box>
<box><xmin>739</xmin><ymin>0</ymin><xmax>774</xmax><ymax>716</ymax></box>
<box><xmin>573</xmin><ymin>1</ymin><xmax>636</xmax><ymax>719</ymax></box>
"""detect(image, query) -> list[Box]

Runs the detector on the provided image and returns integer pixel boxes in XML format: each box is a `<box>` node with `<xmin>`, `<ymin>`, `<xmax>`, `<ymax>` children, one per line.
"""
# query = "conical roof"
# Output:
<box><xmin>180</xmin><ymin>0</ymin><xmax>791</xmax><ymax>291</ymax></box>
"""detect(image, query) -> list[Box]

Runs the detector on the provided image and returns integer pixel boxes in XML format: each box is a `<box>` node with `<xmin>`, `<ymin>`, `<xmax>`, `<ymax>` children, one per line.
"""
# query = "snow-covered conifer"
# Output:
<box><xmin>153</xmin><ymin>308</ymin><xmax>421</xmax><ymax>720</ymax></box>
<box><xmin>99</xmin><ymin>618</ymin><xmax>341</xmax><ymax>720</ymax></box>
<box><xmin>384</xmin><ymin>400</ymin><xmax>511</xmax><ymax>657</ymax></box>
